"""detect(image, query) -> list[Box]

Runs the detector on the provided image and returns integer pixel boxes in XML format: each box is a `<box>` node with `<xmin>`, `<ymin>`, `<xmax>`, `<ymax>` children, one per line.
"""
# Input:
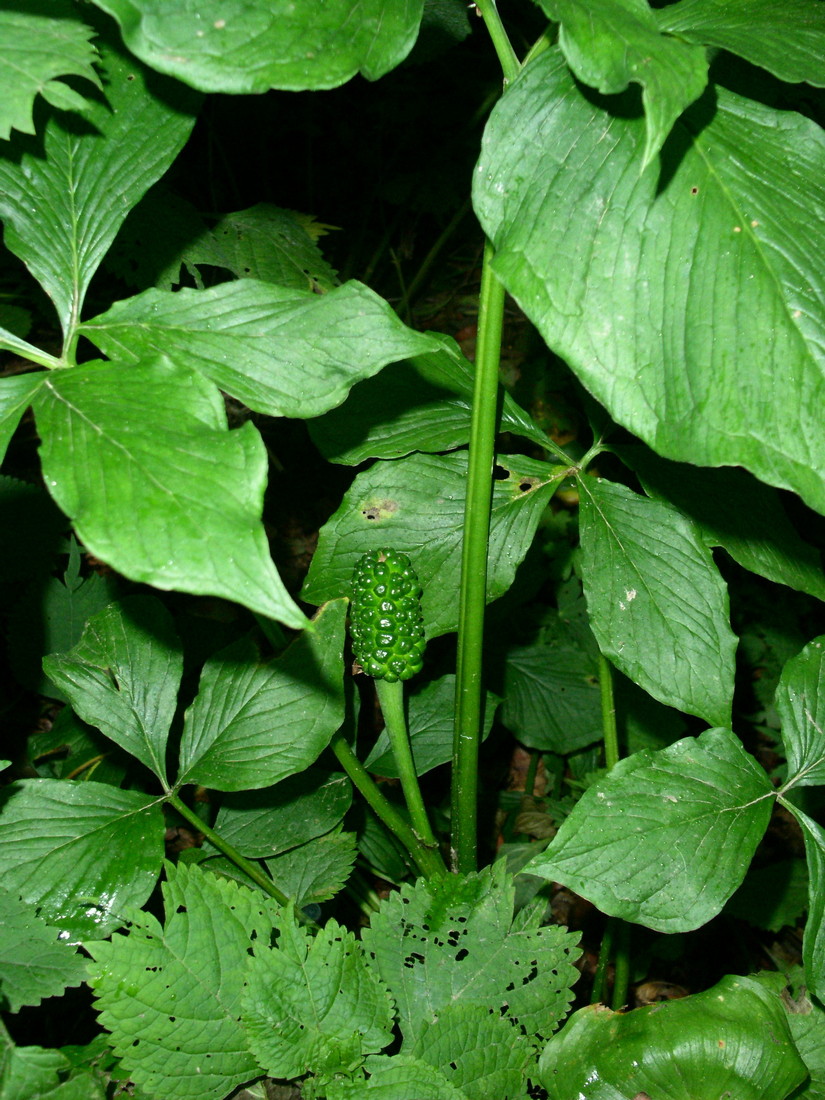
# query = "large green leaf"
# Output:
<box><xmin>774</xmin><ymin>635</ymin><xmax>825</xmax><ymax>788</ymax></box>
<box><xmin>657</xmin><ymin>0</ymin><xmax>825</xmax><ymax>87</ymax></box>
<box><xmin>89</xmin><ymin>0</ymin><xmax>424</xmax><ymax>92</ymax></box>
<box><xmin>303</xmin><ymin>451</ymin><xmax>563</xmax><ymax>638</ymax></box>
<box><xmin>0</xmin><ymin>780</ymin><xmax>163</xmax><ymax>941</ymax></box>
<box><xmin>0</xmin><ymin>1041</ymin><xmax>103</xmax><ymax>1100</ymax></box>
<box><xmin>88</xmin><ymin>862</ymin><xmax>271</xmax><ymax>1100</ymax></box>
<box><xmin>537</xmin><ymin>0</ymin><xmax>708</xmax><ymax>167</ymax></box>
<box><xmin>408</xmin><ymin>1004</ymin><xmax>533</xmax><ymax>1100</ymax></box>
<box><xmin>33</xmin><ymin>358</ymin><xmax>307</xmax><ymax>628</ymax></box>
<box><xmin>80</xmin><ymin>279</ymin><xmax>439</xmax><ymax>418</ymax></box>
<box><xmin>242</xmin><ymin>909</ymin><xmax>394</xmax><ymax>1081</ymax></box>
<box><xmin>783</xmin><ymin>803</ymin><xmax>825</xmax><ymax>1001</ymax></box>
<box><xmin>308</xmin><ymin>340</ymin><xmax>552</xmax><ymax>463</ymax></box>
<box><xmin>782</xmin><ymin>966</ymin><xmax>825</xmax><ymax>1099</ymax></box>
<box><xmin>0</xmin><ymin>888</ymin><xmax>87</xmax><ymax>1013</ymax></box>
<box><xmin>327</xmin><ymin>1054</ymin><xmax>469</xmax><ymax>1100</ymax></box>
<box><xmin>8</xmin><ymin>537</ymin><xmax>119</xmax><ymax>701</ymax></box>
<box><xmin>578</xmin><ymin>477</ymin><xmax>736</xmax><ymax>727</ymax></box>
<box><xmin>0</xmin><ymin>37</ymin><xmax>199</xmax><ymax>341</ymax></box>
<box><xmin>538</xmin><ymin>975</ymin><xmax>807</xmax><ymax>1100</ymax></box>
<box><xmin>185</xmin><ymin>203</ymin><xmax>339</xmax><ymax>293</ymax></box>
<box><xmin>361</xmin><ymin>862</ymin><xmax>580</xmax><ymax>1045</ymax></box>
<box><xmin>501</xmin><ymin>612</ymin><xmax>603</xmax><ymax>755</ymax></box>
<box><xmin>620</xmin><ymin>445</ymin><xmax>825</xmax><ymax>602</ymax></box>
<box><xmin>0</xmin><ymin>375</ymin><xmax>46</xmax><ymax>465</ymax></box>
<box><xmin>0</xmin><ymin>1</ymin><xmax>101</xmax><ymax>141</ymax></box>
<box><xmin>214</xmin><ymin>769</ymin><xmax>352</xmax><ymax>858</ymax></box>
<box><xmin>43</xmin><ymin>596</ymin><xmax>183</xmax><ymax>786</ymax></box>
<box><xmin>177</xmin><ymin>599</ymin><xmax>347</xmax><ymax>791</ymax></box>
<box><xmin>474</xmin><ymin>48</ymin><xmax>825</xmax><ymax>515</ymax></box>
<box><xmin>264</xmin><ymin>826</ymin><xmax>357</xmax><ymax>909</ymax></box>
<box><xmin>526</xmin><ymin>729</ymin><xmax>774</xmax><ymax>932</ymax></box>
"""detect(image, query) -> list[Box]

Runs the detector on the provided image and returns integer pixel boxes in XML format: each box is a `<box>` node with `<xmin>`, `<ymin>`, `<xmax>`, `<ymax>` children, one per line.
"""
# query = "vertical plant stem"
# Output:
<box><xmin>329</xmin><ymin>732</ymin><xmax>446</xmax><ymax>880</ymax></box>
<box><xmin>591</xmin><ymin>919</ymin><xmax>613</xmax><ymax>1005</ymax></box>
<box><xmin>474</xmin><ymin>0</ymin><xmax>521</xmax><ymax>84</ymax></box>
<box><xmin>452</xmin><ymin>238</ymin><xmax>506</xmax><ymax>874</ymax></box>
<box><xmin>596</xmin><ymin>651</ymin><xmax>632</xmax><ymax>1008</ymax></box>
<box><xmin>611</xmin><ymin>923</ymin><xmax>632</xmax><ymax>1010</ymax></box>
<box><xmin>374</xmin><ymin>678</ymin><xmax>438</xmax><ymax>849</ymax></box>
<box><xmin>599</xmin><ymin>651</ymin><xmax>619</xmax><ymax>770</ymax></box>
<box><xmin>166</xmin><ymin>792</ymin><xmax>291</xmax><ymax>907</ymax></box>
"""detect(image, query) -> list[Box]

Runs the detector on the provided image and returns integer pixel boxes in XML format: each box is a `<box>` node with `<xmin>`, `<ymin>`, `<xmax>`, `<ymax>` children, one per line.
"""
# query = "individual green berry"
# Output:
<box><xmin>349</xmin><ymin>549</ymin><xmax>426</xmax><ymax>682</ymax></box>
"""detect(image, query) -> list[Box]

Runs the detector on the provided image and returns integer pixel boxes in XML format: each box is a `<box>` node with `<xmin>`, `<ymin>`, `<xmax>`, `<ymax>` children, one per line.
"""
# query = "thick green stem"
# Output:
<box><xmin>611</xmin><ymin>922</ymin><xmax>632</xmax><ymax>1010</ymax></box>
<box><xmin>591</xmin><ymin>919</ymin><xmax>613</xmax><ymax>1005</ymax></box>
<box><xmin>452</xmin><ymin>238</ymin><xmax>506</xmax><ymax>873</ymax></box>
<box><xmin>374</xmin><ymin>678</ymin><xmax>438</xmax><ymax>849</ymax></box>
<box><xmin>474</xmin><ymin>0</ymin><xmax>520</xmax><ymax>84</ymax></box>
<box><xmin>595</xmin><ymin>653</ymin><xmax>632</xmax><ymax>1007</ymax></box>
<box><xmin>166</xmin><ymin>792</ymin><xmax>291</xmax><ymax>907</ymax></box>
<box><xmin>599</xmin><ymin>651</ymin><xmax>619</xmax><ymax>771</ymax></box>
<box><xmin>329</xmin><ymin>732</ymin><xmax>446</xmax><ymax>880</ymax></box>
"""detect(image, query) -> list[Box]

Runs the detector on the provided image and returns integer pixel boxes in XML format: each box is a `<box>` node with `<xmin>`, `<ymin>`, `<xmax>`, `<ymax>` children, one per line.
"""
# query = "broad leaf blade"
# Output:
<box><xmin>90</xmin><ymin>0</ymin><xmax>424</xmax><ymax>91</ymax></box>
<box><xmin>242</xmin><ymin>910</ymin><xmax>394</xmax><ymax>1080</ymax></box>
<box><xmin>0</xmin><ymin>375</ymin><xmax>46</xmax><ymax>465</ymax></box>
<box><xmin>43</xmin><ymin>596</ymin><xmax>183</xmax><ymax>785</ymax></box>
<box><xmin>80</xmin><ymin>279</ymin><xmax>439</xmax><ymax>418</ymax></box>
<box><xmin>33</xmin><ymin>358</ymin><xmax>307</xmax><ymax>628</ymax></box>
<box><xmin>0</xmin><ymin>37</ymin><xmax>199</xmax><ymax>339</ymax></box>
<box><xmin>0</xmin><ymin>1</ymin><xmax>101</xmax><ymax>141</ymax></box>
<box><xmin>657</xmin><ymin>0</ymin><xmax>825</xmax><ymax>88</ymax></box>
<box><xmin>361</xmin><ymin>863</ymin><xmax>580</xmax><ymax>1045</ymax></box>
<box><xmin>775</xmin><ymin>635</ymin><xmax>825</xmax><ymax>787</ymax></box>
<box><xmin>620</xmin><ymin>446</ymin><xmax>825</xmax><ymax>602</ymax></box>
<box><xmin>178</xmin><ymin>599</ymin><xmax>347</xmax><ymax>791</ymax></box>
<box><xmin>328</xmin><ymin>1055</ymin><xmax>469</xmax><ymax>1100</ymax></box>
<box><xmin>188</xmin><ymin>203</ymin><xmax>339</xmax><ymax>292</ymax></box>
<box><xmin>409</xmin><ymin>1003</ymin><xmax>533</xmax><ymax>1100</ymax></box>
<box><xmin>215</xmin><ymin>769</ymin><xmax>352</xmax><ymax>857</ymax></box>
<box><xmin>309</xmin><ymin>340</ymin><xmax>551</xmax><ymax>463</ymax></box>
<box><xmin>9</xmin><ymin>539</ymin><xmax>120</xmax><ymax>701</ymax></box>
<box><xmin>501</xmin><ymin>611</ymin><xmax>603</xmax><ymax>755</ymax></box>
<box><xmin>474</xmin><ymin>49</ymin><xmax>825</xmax><ymax>515</ymax></box>
<box><xmin>784</xmin><ymin>804</ymin><xmax>825</xmax><ymax>1000</ymax></box>
<box><xmin>0</xmin><ymin>780</ymin><xmax>163</xmax><ymax>941</ymax></box>
<box><xmin>0</xmin><ymin>888</ymin><xmax>87</xmax><ymax>1013</ymax></box>
<box><xmin>264</xmin><ymin>827</ymin><xmax>357</xmax><ymax>909</ymax></box>
<box><xmin>539</xmin><ymin>0</ymin><xmax>708</xmax><ymax>166</ymax></box>
<box><xmin>303</xmin><ymin>451</ymin><xmax>562</xmax><ymax>638</ymax></box>
<box><xmin>579</xmin><ymin>478</ymin><xmax>736</xmax><ymax>727</ymax></box>
<box><xmin>88</xmin><ymin>861</ymin><xmax>272</xmax><ymax>1100</ymax></box>
<box><xmin>538</xmin><ymin>975</ymin><xmax>807</xmax><ymax>1100</ymax></box>
<box><xmin>527</xmin><ymin>729</ymin><xmax>774</xmax><ymax>932</ymax></box>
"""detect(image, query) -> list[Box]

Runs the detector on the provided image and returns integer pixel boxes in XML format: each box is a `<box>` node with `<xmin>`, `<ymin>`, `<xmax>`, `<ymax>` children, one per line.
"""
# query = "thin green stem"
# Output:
<box><xmin>599</xmin><ymin>651</ymin><xmax>619</xmax><ymax>771</ymax></box>
<box><xmin>474</xmin><ymin>0</ymin><xmax>520</xmax><ymax>84</ymax></box>
<box><xmin>591</xmin><ymin>919</ymin><xmax>613</xmax><ymax>1004</ymax></box>
<box><xmin>452</xmin><ymin>238</ymin><xmax>506</xmax><ymax>874</ymax></box>
<box><xmin>166</xmin><ymin>792</ymin><xmax>291</xmax><ymax>907</ymax></box>
<box><xmin>398</xmin><ymin>196</ymin><xmax>472</xmax><ymax>319</ymax></box>
<box><xmin>596</xmin><ymin>653</ymin><xmax>631</xmax><ymax>1007</ymax></box>
<box><xmin>374</xmin><ymin>678</ymin><xmax>438</xmax><ymax>849</ymax></box>
<box><xmin>611</xmin><ymin>922</ymin><xmax>632</xmax><ymax>1010</ymax></box>
<box><xmin>329</xmin><ymin>732</ymin><xmax>446</xmax><ymax>880</ymax></box>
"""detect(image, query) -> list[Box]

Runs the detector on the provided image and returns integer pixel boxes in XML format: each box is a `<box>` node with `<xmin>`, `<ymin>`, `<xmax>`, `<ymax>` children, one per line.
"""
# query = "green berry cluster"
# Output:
<box><xmin>349</xmin><ymin>549</ymin><xmax>426</xmax><ymax>682</ymax></box>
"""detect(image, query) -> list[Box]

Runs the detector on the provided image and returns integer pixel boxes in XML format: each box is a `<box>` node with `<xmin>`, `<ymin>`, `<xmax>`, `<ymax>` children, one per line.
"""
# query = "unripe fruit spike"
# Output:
<box><xmin>349</xmin><ymin>549</ymin><xmax>426</xmax><ymax>682</ymax></box>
